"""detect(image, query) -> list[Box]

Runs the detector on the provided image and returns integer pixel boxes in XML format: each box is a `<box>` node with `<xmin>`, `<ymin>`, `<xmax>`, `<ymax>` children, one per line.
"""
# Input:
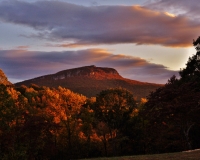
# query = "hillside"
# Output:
<box><xmin>0</xmin><ymin>69</ymin><xmax>12</xmax><ymax>86</ymax></box>
<box><xmin>15</xmin><ymin>65</ymin><xmax>162</xmax><ymax>98</ymax></box>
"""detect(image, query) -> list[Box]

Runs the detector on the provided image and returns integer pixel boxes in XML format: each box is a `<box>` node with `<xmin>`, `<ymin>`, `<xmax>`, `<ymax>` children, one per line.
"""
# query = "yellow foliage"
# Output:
<box><xmin>6</xmin><ymin>87</ymin><xmax>20</xmax><ymax>100</ymax></box>
<box><xmin>141</xmin><ymin>98</ymin><xmax>148</xmax><ymax>104</ymax></box>
<box><xmin>25</xmin><ymin>87</ymin><xmax>38</xmax><ymax>93</ymax></box>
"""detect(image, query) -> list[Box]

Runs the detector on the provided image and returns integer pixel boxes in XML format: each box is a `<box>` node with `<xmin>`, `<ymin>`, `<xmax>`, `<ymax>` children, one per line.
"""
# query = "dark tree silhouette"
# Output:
<box><xmin>180</xmin><ymin>37</ymin><xmax>200</xmax><ymax>78</ymax></box>
<box><xmin>142</xmin><ymin>37</ymin><xmax>200</xmax><ymax>153</ymax></box>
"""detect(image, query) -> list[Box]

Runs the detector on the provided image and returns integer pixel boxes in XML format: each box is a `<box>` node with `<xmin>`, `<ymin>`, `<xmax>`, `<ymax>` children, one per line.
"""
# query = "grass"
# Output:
<box><xmin>83</xmin><ymin>149</ymin><xmax>200</xmax><ymax>160</ymax></box>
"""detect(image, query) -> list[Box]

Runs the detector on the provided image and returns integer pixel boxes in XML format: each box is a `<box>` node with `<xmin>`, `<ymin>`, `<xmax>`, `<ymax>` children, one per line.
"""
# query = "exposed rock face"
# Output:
<box><xmin>17</xmin><ymin>65</ymin><xmax>122</xmax><ymax>82</ymax></box>
<box><xmin>52</xmin><ymin>65</ymin><xmax>121</xmax><ymax>80</ymax></box>
<box><xmin>15</xmin><ymin>65</ymin><xmax>162</xmax><ymax>98</ymax></box>
<box><xmin>0</xmin><ymin>69</ymin><xmax>12</xmax><ymax>85</ymax></box>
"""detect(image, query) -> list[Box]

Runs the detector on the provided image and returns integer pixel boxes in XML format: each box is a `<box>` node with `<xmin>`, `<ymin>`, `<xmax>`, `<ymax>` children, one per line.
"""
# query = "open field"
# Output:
<box><xmin>84</xmin><ymin>149</ymin><xmax>200</xmax><ymax>160</ymax></box>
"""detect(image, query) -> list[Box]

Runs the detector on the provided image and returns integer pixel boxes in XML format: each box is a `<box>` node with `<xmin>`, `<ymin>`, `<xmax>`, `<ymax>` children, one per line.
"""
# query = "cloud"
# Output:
<box><xmin>0</xmin><ymin>1</ymin><xmax>199</xmax><ymax>47</ymax></box>
<box><xmin>0</xmin><ymin>49</ymin><xmax>178</xmax><ymax>84</ymax></box>
<box><xmin>45</xmin><ymin>42</ymin><xmax>93</xmax><ymax>48</ymax></box>
<box><xmin>145</xmin><ymin>0</ymin><xmax>200</xmax><ymax>20</ymax></box>
<box><xmin>16</xmin><ymin>45</ymin><xmax>29</xmax><ymax>50</ymax></box>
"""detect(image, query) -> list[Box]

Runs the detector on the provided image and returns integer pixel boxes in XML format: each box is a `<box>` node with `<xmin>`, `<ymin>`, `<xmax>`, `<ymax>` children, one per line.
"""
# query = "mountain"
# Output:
<box><xmin>0</xmin><ymin>69</ymin><xmax>12</xmax><ymax>86</ymax></box>
<box><xmin>15</xmin><ymin>65</ymin><xmax>162</xmax><ymax>98</ymax></box>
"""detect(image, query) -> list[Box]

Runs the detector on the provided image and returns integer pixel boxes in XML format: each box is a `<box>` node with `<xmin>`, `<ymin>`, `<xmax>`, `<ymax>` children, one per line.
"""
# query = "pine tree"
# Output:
<box><xmin>179</xmin><ymin>36</ymin><xmax>200</xmax><ymax>79</ymax></box>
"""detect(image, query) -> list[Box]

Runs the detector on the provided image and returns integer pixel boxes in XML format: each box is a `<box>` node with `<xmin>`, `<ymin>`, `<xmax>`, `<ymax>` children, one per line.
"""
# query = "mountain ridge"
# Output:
<box><xmin>15</xmin><ymin>65</ymin><xmax>162</xmax><ymax>98</ymax></box>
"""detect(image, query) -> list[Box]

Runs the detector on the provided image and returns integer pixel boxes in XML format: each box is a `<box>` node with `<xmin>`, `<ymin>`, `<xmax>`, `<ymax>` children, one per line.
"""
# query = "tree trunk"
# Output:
<box><xmin>183</xmin><ymin>122</ymin><xmax>194</xmax><ymax>150</ymax></box>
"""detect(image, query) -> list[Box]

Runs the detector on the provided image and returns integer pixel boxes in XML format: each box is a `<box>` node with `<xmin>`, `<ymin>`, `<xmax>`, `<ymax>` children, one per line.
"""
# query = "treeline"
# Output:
<box><xmin>0</xmin><ymin>84</ymin><xmax>144</xmax><ymax>159</ymax></box>
<box><xmin>1</xmin><ymin>38</ymin><xmax>200</xmax><ymax>159</ymax></box>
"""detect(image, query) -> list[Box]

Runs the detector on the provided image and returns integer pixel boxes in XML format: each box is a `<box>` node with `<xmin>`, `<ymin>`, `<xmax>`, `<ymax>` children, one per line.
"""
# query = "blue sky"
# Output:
<box><xmin>0</xmin><ymin>0</ymin><xmax>199</xmax><ymax>84</ymax></box>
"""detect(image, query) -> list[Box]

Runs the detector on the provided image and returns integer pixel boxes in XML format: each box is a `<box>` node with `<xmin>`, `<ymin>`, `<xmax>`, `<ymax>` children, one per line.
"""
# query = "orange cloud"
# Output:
<box><xmin>165</xmin><ymin>12</ymin><xmax>176</xmax><ymax>18</ymax></box>
<box><xmin>57</xmin><ymin>43</ymin><xmax>88</xmax><ymax>48</ymax></box>
<box><xmin>16</xmin><ymin>46</ymin><xmax>29</xmax><ymax>50</ymax></box>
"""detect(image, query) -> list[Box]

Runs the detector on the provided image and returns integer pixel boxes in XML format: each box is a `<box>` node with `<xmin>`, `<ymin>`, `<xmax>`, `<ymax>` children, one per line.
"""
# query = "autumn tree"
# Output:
<box><xmin>39</xmin><ymin>86</ymin><xmax>87</xmax><ymax>159</ymax></box>
<box><xmin>93</xmin><ymin>88</ymin><xmax>137</xmax><ymax>156</ymax></box>
<box><xmin>16</xmin><ymin>85</ymin><xmax>99</xmax><ymax>159</ymax></box>
<box><xmin>79</xmin><ymin>97</ymin><xmax>102</xmax><ymax>158</ymax></box>
<box><xmin>0</xmin><ymin>84</ymin><xmax>32</xmax><ymax>159</ymax></box>
<box><xmin>14</xmin><ymin>85</ymin><xmax>60</xmax><ymax>159</ymax></box>
<box><xmin>0</xmin><ymin>84</ymin><xmax>16</xmax><ymax>158</ymax></box>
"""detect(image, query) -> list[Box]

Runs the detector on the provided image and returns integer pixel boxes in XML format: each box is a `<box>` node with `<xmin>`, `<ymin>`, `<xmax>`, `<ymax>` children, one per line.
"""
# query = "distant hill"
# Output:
<box><xmin>0</xmin><ymin>69</ymin><xmax>12</xmax><ymax>86</ymax></box>
<box><xmin>15</xmin><ymin>65</ymin><xmax>162</xmax><ymax>98</ymax></box>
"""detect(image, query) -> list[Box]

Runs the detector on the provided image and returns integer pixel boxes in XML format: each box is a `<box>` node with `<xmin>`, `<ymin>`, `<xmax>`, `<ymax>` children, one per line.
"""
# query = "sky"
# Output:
<box><xmin>0</xmin><ymin>0</ymin><xmax>199</xmax><ymax>84</ymax></box>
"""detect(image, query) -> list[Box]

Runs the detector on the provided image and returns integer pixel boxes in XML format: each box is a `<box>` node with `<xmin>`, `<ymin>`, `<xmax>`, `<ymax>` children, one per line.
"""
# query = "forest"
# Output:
<box><xmin>1</xmin><ymin>38</ymin><xmax>200</xmax><ymax>160</ymax></box>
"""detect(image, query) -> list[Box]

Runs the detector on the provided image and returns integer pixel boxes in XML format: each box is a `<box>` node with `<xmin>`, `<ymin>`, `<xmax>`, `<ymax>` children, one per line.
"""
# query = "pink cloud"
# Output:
<box><xmin>0</xmin><ymin>49</ymin><xmax>178</xmax><ymax>84</ymax></box>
